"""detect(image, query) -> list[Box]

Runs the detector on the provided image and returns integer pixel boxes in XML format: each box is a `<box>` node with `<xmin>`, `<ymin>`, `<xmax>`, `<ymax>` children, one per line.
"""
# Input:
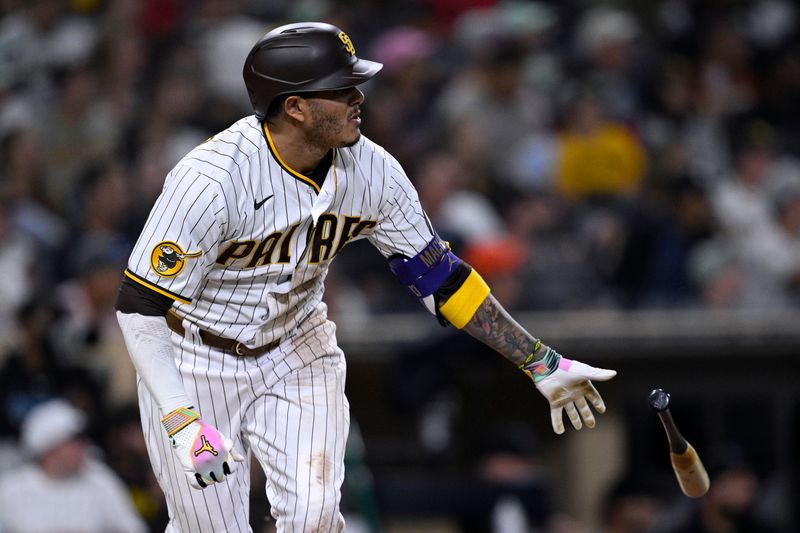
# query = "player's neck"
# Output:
<box><xmin>267</xmin><ymin>123</ymin><xmax>329</xmax><ymax>175</ymax></box>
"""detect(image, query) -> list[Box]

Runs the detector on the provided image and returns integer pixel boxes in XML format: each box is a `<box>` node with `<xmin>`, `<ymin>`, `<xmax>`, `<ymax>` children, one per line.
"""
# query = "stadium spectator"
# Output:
<box><xmin>554</xmin><ymin>83</ymin><xmax>648</xmax><ymax>202</ymax></box>
<box><xmin>0</xmin><ymin>398</ymin><xmax>147</xmax><ymax>533</ymax></box>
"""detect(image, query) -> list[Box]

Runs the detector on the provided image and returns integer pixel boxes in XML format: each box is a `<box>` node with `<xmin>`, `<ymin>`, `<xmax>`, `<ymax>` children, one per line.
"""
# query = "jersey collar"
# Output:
<box><xmin>263</xmin><ymin>122</ymin><xmax>337</xmax><ymax>194</ymax></box>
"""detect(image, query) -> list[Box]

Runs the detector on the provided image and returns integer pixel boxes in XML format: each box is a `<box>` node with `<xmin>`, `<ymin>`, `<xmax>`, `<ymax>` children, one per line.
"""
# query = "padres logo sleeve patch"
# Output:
<box><xmin>151</xmin><ymin>241</ymin><xmax>202</xmax><ymax>277</ymax></box>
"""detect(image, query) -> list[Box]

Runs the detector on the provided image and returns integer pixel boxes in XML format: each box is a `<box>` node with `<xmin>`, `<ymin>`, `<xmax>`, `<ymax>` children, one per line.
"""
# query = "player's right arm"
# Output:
<box><xmin>115</xmin><ymin>279</ymin><xmax>243</xmax><ymax>489</ymax></box>
<box><xmin>115</xmin><ymin>165</ymin><xmax>243</xmax><ymax>488</ymax></box>
<box><xmin>114</xmin><ymin>278</ymin><xmax>189</xmax><ymax>412</ymax></box>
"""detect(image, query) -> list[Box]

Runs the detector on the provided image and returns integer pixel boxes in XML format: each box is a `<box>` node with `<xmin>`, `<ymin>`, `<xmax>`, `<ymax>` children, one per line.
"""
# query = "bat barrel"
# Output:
<box><xmin>671</xmin><ymin>444</ymin><xmax>710</xmax><ymax>498</ymax></box>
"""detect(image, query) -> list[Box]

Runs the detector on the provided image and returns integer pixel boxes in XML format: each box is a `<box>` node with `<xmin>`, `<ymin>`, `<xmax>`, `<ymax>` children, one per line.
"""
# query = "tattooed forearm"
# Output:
<box><xmin>462</xmin><ymin>294</ymin><xmax>539</xmax><ymax>366</ymax></box>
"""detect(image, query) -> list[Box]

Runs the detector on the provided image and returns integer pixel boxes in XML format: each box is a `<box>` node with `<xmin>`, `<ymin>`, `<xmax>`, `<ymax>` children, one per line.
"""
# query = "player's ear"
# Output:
<box><xmin>283</xmin><ymin>95</ymin><xmax>309</xmax><ymax>123</ymax></box>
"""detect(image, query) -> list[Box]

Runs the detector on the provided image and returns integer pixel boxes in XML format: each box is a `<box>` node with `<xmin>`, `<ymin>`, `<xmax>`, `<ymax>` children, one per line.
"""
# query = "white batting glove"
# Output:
<box><xmin>520</xmin><ymin>342</ymin><xmax>616</xmax><ymax>434</ymax></box>
<box><xmin>162</xmin><ymin>407</ymin><xmax>245</xmax><ymax>489</ymax></box>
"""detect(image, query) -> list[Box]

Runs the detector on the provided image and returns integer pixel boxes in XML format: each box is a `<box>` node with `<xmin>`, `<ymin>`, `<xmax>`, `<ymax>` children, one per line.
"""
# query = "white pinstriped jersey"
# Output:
<box><xmin>125</xmin><ymin>115</ymin><xmax>434</xmax><ymax>347</ymax></box>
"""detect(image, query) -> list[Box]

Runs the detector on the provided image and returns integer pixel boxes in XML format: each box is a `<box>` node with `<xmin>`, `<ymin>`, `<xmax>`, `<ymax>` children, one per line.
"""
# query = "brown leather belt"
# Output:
<box><xmin>165</xmin><ymin>310</ymin><xmax>279</xmax><ymax>357</ymax></box>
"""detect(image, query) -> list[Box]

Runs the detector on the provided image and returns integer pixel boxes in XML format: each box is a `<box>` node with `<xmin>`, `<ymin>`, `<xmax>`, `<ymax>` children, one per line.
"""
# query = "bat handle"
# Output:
<box><xmin>657</xmin><ymin>409</ymin><xmax>688</xmax><ymax>454</ymax></box>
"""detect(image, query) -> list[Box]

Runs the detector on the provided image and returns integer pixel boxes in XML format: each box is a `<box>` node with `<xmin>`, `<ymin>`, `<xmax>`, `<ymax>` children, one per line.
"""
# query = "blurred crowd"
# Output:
<box><xmin>0</xmin><ymin>0</ymin><xmax>798</xmax><ymax>531</ymax></box>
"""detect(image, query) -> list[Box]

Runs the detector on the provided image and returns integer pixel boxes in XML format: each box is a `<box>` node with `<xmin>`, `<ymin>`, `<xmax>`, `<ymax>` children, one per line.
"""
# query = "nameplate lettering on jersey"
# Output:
<box><xmin>215</xmin><ymin>215</ymin><xmax>376</xmax><ymax>268</ymax></box>
<box><xmin>419</xmin><ymin>238</ymin><xmax>448</xmax><ymax>269</ymax></box>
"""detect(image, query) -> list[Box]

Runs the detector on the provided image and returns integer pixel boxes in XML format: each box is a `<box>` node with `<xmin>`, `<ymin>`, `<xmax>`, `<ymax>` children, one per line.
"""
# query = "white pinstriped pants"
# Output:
<box><xmin>138</xmin><ymin>306</ymin><xmax>349</xmax><ymax>532</ymax></box>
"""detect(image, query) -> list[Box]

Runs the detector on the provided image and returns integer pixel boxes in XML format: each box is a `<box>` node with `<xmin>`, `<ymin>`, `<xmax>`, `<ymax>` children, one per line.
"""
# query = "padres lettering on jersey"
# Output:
<box><xmin>215</xmin><ymin>216</ymin><xmax>376</xmax><ymax>267</ymax></box>
<box><xmin>125</xmin><ymin>116</ymin><xmax>433</xmax><ymax>347</ymax></box>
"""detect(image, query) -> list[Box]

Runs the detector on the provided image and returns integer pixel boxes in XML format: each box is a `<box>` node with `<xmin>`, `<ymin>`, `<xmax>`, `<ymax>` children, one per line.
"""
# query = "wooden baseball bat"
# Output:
<box><xmin>648</xmin><ymin>388</ymin><xmax>710</xmax><ymax>498</ymax></box>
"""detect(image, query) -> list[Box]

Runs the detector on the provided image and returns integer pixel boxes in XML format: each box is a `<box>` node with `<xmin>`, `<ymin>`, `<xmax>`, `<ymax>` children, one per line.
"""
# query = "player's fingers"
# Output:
<box><xmin>564</xmin><ymin>402</ymin><xmax>582</xmax><ymax>430</ymax></box>
<box><xmin>200</xmin><ymin>470</ymin><xmax>224</xmax><ymax>486</ymax></box>
<box><xmin>575</xmin><ymin>397</ymin><xmax>596</xmax><ymax>428</ymax></box>
<box><xmin>223</xmin><ymin>462</ymin><xmax>231</xmax><ymax>476</ymax></box>
<box><xmin>550</xmin><ymin>406</ymin><xmax>565</xmax><ymax>435</ymax></box>
<box><xmin>193</xmin><ymin>473</ymin><xmax>207</xmax><ymax>489</ymax></box>
<box><xmin>584</xmin><ymin>382</ymin><xmax>606</xmax><ymax>413</ymax></box>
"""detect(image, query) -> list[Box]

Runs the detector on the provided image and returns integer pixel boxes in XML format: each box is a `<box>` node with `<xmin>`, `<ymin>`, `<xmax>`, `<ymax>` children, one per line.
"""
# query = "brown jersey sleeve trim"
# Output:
<box><xmin>115</xmin><ymin>275</ymin><xmax>175</xmax><ymax>316</ymax></box>
<box><xmin>122</xmin><ymin>269</ymin><xmax>191</xmax><ymax>304</ymax></box>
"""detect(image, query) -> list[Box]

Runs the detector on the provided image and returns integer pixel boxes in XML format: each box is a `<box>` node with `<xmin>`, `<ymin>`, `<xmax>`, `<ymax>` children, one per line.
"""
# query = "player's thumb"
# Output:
<box><xmin>571</xmin><ymin>360</ymin><xmax>617</xmax><ymax>381</ymax></box>
<box><xmin>224</xmin><ymin>437</ymin><xmax>245</xmax><ymax>463</ymax></box>
<box><xmin>591</xmin><ymin>367</ymin><xmax>616</xmax><ymax>381</ymax></box>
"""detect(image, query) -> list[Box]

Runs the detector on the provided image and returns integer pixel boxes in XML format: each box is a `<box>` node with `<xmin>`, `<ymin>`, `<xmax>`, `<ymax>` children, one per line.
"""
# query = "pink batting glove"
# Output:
<box><xmin>162</xmin><ymin>408</ymin><xmax>245</xmax><ymax>489</ymax></box>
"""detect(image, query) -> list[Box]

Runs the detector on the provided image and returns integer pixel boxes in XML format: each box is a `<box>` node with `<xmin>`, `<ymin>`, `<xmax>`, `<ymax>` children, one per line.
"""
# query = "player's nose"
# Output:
<box><xmin>349</xmin><ymin>87</ymin><xmax>365</xmax><ymax>106</ymax></box>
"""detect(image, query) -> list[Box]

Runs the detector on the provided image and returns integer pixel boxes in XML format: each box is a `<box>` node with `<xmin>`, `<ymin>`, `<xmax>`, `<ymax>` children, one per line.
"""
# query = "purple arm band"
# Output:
<box><xmin>389</xmin><ymin>236</ymin><xmax>448</xmax><ymax>281</ymax></box>
<box><xmin>389</xmin><ymin>237</ymin><xmax>462</xmax><ymax>298</ymax></box>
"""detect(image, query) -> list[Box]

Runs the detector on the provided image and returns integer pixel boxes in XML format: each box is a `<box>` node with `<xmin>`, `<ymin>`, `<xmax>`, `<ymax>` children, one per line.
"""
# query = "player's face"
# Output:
<box><xmin>303</xmin><ymin>87</ymin><xmax>365</xmax><ymax>148</ymax></box>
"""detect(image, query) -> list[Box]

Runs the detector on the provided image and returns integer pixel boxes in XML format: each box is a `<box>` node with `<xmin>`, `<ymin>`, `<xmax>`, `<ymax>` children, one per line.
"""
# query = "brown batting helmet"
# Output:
<box><xmin>243</xmin><ymin>22</ymin><xmax>383</xmax><ymax>119</ymax></box>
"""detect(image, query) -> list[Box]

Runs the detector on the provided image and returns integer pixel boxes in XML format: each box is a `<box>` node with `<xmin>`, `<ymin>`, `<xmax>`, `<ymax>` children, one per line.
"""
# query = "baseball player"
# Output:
<box><xmin>115</xmin><ymin>22</ymin><xmax>616</xmax><ymax>532</ymax></box>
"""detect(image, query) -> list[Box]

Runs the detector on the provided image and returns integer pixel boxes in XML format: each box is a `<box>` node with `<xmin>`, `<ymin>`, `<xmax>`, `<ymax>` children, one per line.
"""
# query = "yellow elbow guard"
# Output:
<box><xmin>439</xmin><ymin>269</ymin><xmax>490</xmax><ymax>329</ymax></box>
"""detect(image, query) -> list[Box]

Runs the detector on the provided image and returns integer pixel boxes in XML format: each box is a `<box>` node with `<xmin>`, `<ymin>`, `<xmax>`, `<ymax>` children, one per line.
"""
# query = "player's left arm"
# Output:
<box><xmin>461</xmin><ymin>292</ymin><xmax>616</xmax><ymax>434</ymax></box>
<box><xmin>369</xmin><ymin>156</ymin><xmax>615</xmax><ymax>434</ymax></box>
<box><xmin>389</xmin><ymin>237</ymin><xmax>616</xmax><ymax>435</ymax></box>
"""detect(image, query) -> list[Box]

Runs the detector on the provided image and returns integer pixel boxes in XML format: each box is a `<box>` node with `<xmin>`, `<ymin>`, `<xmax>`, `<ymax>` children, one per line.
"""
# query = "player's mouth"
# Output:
<box><xmin>349</xmin><ymin>109</ymin><xmax>361</xmax><ymax>125</ymax></box>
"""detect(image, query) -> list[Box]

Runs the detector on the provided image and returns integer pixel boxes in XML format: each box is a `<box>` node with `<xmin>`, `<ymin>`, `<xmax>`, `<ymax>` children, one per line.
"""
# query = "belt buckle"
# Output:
<box><xmin>233</xmin><ymin>342</ymin><xmax>245</xmax><ymax>356</ymax></box>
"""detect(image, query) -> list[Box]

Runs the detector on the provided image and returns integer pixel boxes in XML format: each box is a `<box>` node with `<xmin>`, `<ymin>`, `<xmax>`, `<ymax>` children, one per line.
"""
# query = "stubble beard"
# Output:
<box><xmin>308</xmin><ymin>101</ymin><xmax>360</xmax><ymax>148</ymax></box>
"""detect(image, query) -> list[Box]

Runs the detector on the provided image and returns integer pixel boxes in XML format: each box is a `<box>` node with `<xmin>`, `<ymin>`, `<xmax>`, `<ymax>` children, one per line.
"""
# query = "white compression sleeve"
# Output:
<box><xmin>116</xmin><ymin>311</ymin><xmax>191</xmax><ymax>414</ymax></box>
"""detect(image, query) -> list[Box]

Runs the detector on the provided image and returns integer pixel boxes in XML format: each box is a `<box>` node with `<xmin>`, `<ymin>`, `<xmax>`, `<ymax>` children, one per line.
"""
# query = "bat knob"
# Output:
<box><xmin>648</xmin><ymin>388</ymin><xmax>671</xmax><ymax>412</ymax></box>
